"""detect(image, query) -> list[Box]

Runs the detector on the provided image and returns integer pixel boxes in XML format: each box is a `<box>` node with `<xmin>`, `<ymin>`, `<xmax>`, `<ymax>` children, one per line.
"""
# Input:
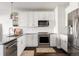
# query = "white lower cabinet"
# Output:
<box><xmin>0</xmin><ymin>45</ymin><xmax>4</xmax><ymax>56</ymax></box>
<box><xmin>17</xmin><ymin>35</ymin><xmax>26</xmax><ymax>56</ymax></box>
<box><xmin>60</xmin><ymin>35</ymin><xmax>68</xmax><ymax>52</ymax></box>
<box><xmin>17</xmin><ymin>34</ymin><xmax>68</xmax><ymax>56</ymax></box>
<box><xmin>50</xmin><ymin>34</ymin><xmax>68</xmax><ymax>52</ymax></box>
<box><xmin>32</xmin><ymin>34</ymin><xmax>38</xmax><ymax>47</ymax></box>
<box><xmin>56</xmin><ymin>35</ymin><xmax>61</xmax><ymax>49</ymax></box>
<box><xmin>26</xmin><ymin>34</ymin><xmax>33</xmax><ymax>47</ymax></box>
<box><xmin>26</xmin><ymin>34</ymin><xmax>38</xmax><ymax>47</ymax></box>
<box><xmin>50</xmin><ymin>34</ymin><xmax>56</xmax><ymax>47</ymax></box>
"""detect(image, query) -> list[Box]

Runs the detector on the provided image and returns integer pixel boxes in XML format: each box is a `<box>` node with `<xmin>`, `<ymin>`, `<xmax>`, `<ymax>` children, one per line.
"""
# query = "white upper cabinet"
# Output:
<box><xmin>18</xmin><ymin>12</ymin><xmax>27</xmax><ymax>27</ymax></box>
<box><xmin>25</xmin><ymin>12</ymin><xmax>32</xmax><ymax>27</ymax></box>
<box><xmin>38</xmin><ymin>11</ymin><xmax>50</xmax><ymax>20</ymax></box>
<box><xmin>33</xmin><ymin>11</ymin><xmax>38</xmax><ymax>27</ymax></box>
<box><xmin>25</xmin><ymin>11</ymin><xmax>54</xmax><ymax>28</ymax></box>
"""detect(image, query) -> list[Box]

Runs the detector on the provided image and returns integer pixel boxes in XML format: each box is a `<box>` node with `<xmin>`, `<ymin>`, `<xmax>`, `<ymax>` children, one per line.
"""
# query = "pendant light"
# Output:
<box><xmin>10</xmin><ymin>2</ymin><xmax>18</xmax><ymax>20</ymax></box>
<box><xmin>10</xmin><ymin>2</ymin><xmax>19</xmax><ymax>26</ymax></box>
<box><xmin>10</xmin><ymin>2</ymin><xmax>13</xmax><ymax>19</ymax></box>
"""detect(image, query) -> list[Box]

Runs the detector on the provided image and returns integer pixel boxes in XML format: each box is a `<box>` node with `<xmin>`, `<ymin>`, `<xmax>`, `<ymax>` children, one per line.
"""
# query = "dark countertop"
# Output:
<box><xmin>0</xmin><ymin>35</ymin><xmax>21</xmax><ymax>45</ymax></box>
<box><xmin>0</xmin><ymin>33</ymin><xmax>66</xmax><ymax>45</ymax></box>
<box><xmin>0</xmin><ymin>33</ymin><xmax>38</xmax><ymax>45</ymax></box>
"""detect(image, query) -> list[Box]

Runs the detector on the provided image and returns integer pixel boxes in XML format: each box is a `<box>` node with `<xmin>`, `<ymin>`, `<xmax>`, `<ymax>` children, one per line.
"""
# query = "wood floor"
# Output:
<box><xmin>21</xmin><ymin>47</ymin><xmax>68</xmax><ymax>56</ymax></box>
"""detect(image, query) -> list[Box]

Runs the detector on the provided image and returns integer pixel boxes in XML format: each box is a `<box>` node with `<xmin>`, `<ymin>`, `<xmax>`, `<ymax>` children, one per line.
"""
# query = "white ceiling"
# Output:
<box><xmin>14</xmin><ymin>2</ymin><xmax>69</xmax><ymax>11</ymax></box>
<box><xmin>0</xmin><ymin>2</ymin><xmax>69</xmax><ymax>14</ymax></box>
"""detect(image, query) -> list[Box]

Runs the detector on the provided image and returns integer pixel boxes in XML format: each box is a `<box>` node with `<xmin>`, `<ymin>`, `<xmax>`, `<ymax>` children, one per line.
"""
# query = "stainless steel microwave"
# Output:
<box><xmin>38</xmin><ymin>20</ymin><xmax>49</xmax><ymax>27</ymax></box>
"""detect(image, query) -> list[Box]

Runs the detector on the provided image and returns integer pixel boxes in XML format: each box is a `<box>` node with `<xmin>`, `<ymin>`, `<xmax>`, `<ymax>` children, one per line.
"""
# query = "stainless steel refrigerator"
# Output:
<box><xmin>68</xmin><ymin>8</ymin><xmax>79</xmax><ymax>55</ymax></box>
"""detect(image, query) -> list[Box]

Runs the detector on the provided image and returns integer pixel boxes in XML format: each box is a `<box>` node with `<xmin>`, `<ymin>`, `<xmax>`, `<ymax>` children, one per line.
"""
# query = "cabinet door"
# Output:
<box><xmin>26</xmin><ymin>34</ymin><xmax>38</xmax><ymax>47</ymax></box>
<box><xmin>60</xmin><ymin>35</ymin><xmax>68</xmax><ymax>52</ymax></box>
<box><xmin>17</xmin><ymin>37</ymin><xmax>23</xmax><ymax>56</ymax></box>
<box><xmin>32</xmin><ymin>34</ymin><xmax>38</xmax><ymax>47</ymax></box>
<box><xmin>61</xmin><ymin>39</ymin><xmax>68</xmax><ymax>52</ymax></box>
<box><xmin>61</xmin><ymin>39</ymin><xmax>64</xmax><ymax>49</ymax></box>
<box><xmin>26</xmin><ymin>34</ymin><xmax>33</xmax><ymax>47</ymax></box>
<box><xmin>33</xmin><ymin>12</ymin><xmax>38</xmax><ymax>27</ymax></box>
<box><xmin>0</xmin><ymin>45</ymin><xmax>4</xmax><ymax>56</ymax></box>
<box><xmin>22</xmin><ymin>36</ymin><xmax>26</xmax><ymax>49</ymax></box>
<box><xmin>17</xmin><ymin>36</ymin><xmax>26</xmax><ymax>56</ymax></box>
<box><xmin>50</xmin><ymin>34</ymin><xmax>56</xmax><ymax>47</ymax></box>
<box><xmin>63</xmin><ymin>40</ymin><xmax>68</xmax><ymax>52</ymax></box>
<box><xmin>23</xmin><ymin>35</ymin><xmax>27</xmax><ymax>48</ymax></box>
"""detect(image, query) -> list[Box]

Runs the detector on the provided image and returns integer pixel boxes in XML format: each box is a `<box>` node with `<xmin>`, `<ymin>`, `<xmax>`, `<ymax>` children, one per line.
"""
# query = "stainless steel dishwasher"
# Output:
<box><xmin>4</xmin><ymin>39</ymin><xmax>17</xmax><ymax>56</ymax></box>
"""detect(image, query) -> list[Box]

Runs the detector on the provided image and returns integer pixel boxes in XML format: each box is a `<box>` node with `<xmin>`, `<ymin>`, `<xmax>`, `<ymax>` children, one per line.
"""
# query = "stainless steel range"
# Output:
<box><xmin>38</xmin><ymin>32</ymin><xmax>50</xmax><ymax>45</ymax></box>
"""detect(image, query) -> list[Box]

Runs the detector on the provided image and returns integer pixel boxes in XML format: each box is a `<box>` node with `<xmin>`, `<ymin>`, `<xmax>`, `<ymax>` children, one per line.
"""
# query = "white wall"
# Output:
<box><xmin>0</xmin><ymin>14</ymin><xmax>12</xmax><ymax>35</ymax></box>
<box><xmin>0</xmin><ymin>2</ymin><xmax>13</xmax><ymax>35</ymax></box>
